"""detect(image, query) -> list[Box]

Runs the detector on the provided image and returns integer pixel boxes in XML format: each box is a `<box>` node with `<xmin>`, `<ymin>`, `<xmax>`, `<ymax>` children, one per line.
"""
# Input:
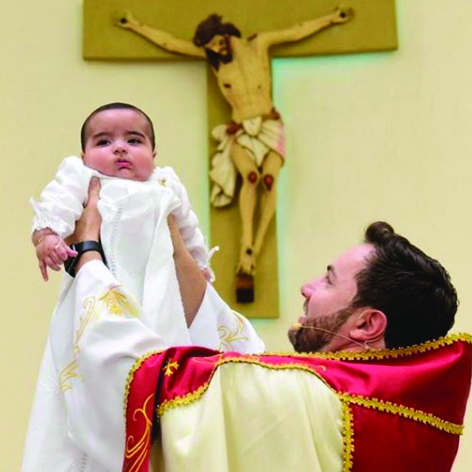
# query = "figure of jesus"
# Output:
<box><xmin>118</xmin><ymin>6</ymin><xmax>351</xmax><ymax>299</ymax></box>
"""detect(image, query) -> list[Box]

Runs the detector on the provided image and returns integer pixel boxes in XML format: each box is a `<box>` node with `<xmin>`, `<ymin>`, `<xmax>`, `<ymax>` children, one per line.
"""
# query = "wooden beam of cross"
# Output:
<box><xmin>83</xmin><ymin>0</ymin><xmax>397</xmax><ymax>319</ymax></box>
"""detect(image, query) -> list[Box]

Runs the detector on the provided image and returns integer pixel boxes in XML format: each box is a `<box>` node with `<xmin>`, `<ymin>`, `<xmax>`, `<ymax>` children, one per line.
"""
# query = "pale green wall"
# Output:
<box><xmin>2</xmin><ymin>0</ymin><xmax>472</xmax><ymax>470</ymax></box>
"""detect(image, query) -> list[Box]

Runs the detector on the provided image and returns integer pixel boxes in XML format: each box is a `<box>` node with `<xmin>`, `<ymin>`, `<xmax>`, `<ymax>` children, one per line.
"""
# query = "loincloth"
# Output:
<box><xmin>210</xmin><ymin>115</ymin><xmax>286</xmax><ymax>207</ymax></box>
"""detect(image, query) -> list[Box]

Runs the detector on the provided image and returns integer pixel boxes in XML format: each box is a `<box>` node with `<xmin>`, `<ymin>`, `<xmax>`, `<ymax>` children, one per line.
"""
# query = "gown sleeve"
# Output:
<box><xmin>31</xmin><ymin>156</ymin><xmax>91</xmax><ymax>238</ymax></box>
<box><xmin>154</xmin><ymin>166</ymin><xmax>215</xmax><ymax>279</ymax></box>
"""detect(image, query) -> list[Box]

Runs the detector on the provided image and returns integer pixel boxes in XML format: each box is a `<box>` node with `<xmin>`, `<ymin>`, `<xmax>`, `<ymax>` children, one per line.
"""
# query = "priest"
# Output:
<box><xmin>26</xmin><ymin>178</ymin><xmax>472</xmax><ymax>472</ymax></box>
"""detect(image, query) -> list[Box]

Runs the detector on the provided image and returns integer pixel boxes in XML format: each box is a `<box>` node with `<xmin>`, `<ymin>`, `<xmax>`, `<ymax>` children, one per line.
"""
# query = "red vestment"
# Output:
<box><xmin>123</xmin><ymin>334</ymin><xmax>472</xmax><ymax>472</ymax></box>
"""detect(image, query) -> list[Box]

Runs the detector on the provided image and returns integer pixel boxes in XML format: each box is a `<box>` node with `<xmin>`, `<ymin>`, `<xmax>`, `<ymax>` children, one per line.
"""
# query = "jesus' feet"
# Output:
<box><xmin>237</xmin><ymin>246</ymin><xmax>256</xmax><ymax>276</ymax></box>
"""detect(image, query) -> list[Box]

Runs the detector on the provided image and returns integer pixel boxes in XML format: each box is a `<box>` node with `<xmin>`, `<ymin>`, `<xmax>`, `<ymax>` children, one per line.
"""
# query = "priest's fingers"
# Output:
<box><xmin>87</xmin><ymin>177</ymin><xmax>101</xmax><ymax>207</ymax></box>
<box><xmin>167</xmin><ymin>214</ymin><xmax>186</xmax><ymax>255</ymax></box>
<box><xmin>79</xmin><ymin>177</ymin><xmax>102</xmax><ymax>240</ymax></box>
<box><xmin>167</xmin><ymin>215</ymin><xmax>176</xmax><ymax>232</ymax></box>
<box><xmin>70</xmin><ymin>178</ymin><xmax>102</xmax><ymax>244</ymax></box>
<box><xmin>55</xmin><ymin>239</ymin><xmax>77</xmax><ymax>260</ymax></box>
<box><xmin>65</xmin><ymin>245</ymin><xmax>78</xmax><ymax>257</ymax></box>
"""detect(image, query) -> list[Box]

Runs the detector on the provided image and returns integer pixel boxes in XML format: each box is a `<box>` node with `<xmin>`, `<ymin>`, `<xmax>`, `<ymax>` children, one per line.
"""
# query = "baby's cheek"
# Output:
<box><xmin>83</xmin><ymin>155</ymin><xmax>108</xmax><ymax>174</ymax></box>
<box><xmin>140</xmin><ymin>161</ymin><xmax>156</xmax><ymax>180</ymax></box>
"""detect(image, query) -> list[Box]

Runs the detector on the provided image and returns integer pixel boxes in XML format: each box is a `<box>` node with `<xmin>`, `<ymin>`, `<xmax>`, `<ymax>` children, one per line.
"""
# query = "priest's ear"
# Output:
<box><xmin>348</xmin><ymin>308</ymin><xmax>387</xmax><ymax>346</ymax></box>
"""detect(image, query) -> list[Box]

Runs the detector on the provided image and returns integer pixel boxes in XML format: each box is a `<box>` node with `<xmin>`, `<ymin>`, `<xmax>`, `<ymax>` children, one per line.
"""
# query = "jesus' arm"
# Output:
<box><xmin>117</xmin><ymin>11</ymin><xmax>206</xmax><ymax>58</ymax></box>
<box><xmin>256</xmin><ymin>6</ymin><xmax>352</xmax><ymax>50</ymax></box>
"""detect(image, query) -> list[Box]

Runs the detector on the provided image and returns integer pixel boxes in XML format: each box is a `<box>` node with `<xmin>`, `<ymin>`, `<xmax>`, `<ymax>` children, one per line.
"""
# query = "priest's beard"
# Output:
<box><xmin>288</xmin><ymin>306</ymin><xmax>354</xmax><ymax>353</ymax></box>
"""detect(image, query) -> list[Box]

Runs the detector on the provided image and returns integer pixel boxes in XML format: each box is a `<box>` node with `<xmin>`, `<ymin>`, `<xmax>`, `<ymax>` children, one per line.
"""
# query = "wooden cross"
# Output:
<box><xmin>83</xmin><ymin>0</ymin><xmax>397</xmax><ymax>319</ymax></box>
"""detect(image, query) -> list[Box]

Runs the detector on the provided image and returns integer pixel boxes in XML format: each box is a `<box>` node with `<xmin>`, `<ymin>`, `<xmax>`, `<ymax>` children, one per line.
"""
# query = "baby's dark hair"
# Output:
<box><xmin>80</xmin><ymin>102</ymin><xmax>156</xmax><ymax>151</ymax></box>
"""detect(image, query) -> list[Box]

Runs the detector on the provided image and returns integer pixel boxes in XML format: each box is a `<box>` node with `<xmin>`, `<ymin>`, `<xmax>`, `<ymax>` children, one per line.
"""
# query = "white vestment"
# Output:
<box><xmin>154</xmin><ymin>363</ymin><xmax>343</xmax><ymax>472</ymax></box>
<box><xmin>22</xmin><ymin>262</ymin><xmax>264</xmax><ymax>472</ymax></box>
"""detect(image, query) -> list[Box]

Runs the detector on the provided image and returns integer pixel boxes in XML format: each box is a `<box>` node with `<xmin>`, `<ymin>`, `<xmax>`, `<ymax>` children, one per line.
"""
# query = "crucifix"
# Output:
<box><xmin>84</xmin><ymin>0</ymin><xmax>397</xmax><ymax>319</ymax></box>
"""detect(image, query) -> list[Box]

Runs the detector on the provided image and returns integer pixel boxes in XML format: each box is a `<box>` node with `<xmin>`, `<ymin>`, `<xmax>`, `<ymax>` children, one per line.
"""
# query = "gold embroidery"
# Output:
<box><xmin>157</xmin><ymin>383</ymin><xmax>210</xmax><ymax>418</ymax></box>
<box><xmin>339</xmin><ymin>393</ymin><xmax>464</xmax><ymax>435</ymax></box>
<box><xmin>124</xmin><ymin>393</ymin><xmax>154</xmax><ymax>472</ymax></box>
<box><xmin>62</xmin><ymin>285</ymin><xmax>141</xmax><ymax>393</ymax></box>
<box><xmin>124</xmin><ymin>350</ymin><xmax>163</xmax><ymax>417</ymax></box>
<box><xmin>59</xmin><ymin>359</ymin><xmax>81</xmax><ymax>392</ymax></box>
<box><xmin>157</xmin><ymin>356</ymin><xmax>225</xmax><ymax>418</ymax></box>
<box><xmin>74</xmin><ymin>296</ymin><xmax>99</xmax><ymax>355</ymax></box>
<box><xmin>59</xmin><ymin>296</ymin><xmax>98</xmax><ymax>392</ymax></box>
<box><xmin>163</xmin><ymin>359</ymin><xmax>179</xmax><ymax>377</ymax></box>
<box><xmin>158</xmin><ymin>177</ymin><xmax>167</xmax><ymax>187</ymax></box>
<box><xmin>218</xmin><ymin>311</ymin><xmax>249</xmax><ymax>350</ymax></box>
<box><xmin>99</xmin><ymin>285</ymin><xmax>139</xmax><ymax>317</ymax></box>
<box><xmin>217</xmin><ymin>356</ymin><xmax>330</xmax><ymax>377</ymax></box>
<box><xmin>264</xmin><ymin>333</ymin><xmax>472</xmax><ymax>361</ymax></box>
<box><xmin>341</xmin><ymin>401</ymin><xmax>354</xmax><ymax>472</ymax></box>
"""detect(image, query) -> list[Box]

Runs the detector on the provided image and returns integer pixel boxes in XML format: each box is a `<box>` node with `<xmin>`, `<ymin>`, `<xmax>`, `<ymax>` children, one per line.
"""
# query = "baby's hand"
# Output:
<box><xmin>36</xmin><ymin>234</ymin><xmax>77</xmax><ymax>281</ymax></box>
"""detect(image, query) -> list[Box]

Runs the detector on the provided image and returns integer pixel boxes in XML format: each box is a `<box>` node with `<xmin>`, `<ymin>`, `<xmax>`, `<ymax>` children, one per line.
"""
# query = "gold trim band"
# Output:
<box><xmin>157</xmin><ymin>357</ymin><xmax>335</xmax><ymax>417</ymax></box>
<box><xmin>154</xmin><ymin>355</ymin><xmax>465</xmax><ymax>437</ymax></box>
<box><xmin>265</xmin><ymin>333</ymin><xmax>472</xmax><ymax>361</ymax></box>
<box><xmin>124</xmin><ymin>350</ymin><xmax>163</xmax><ymax>418</ymax></box>
<box><xmin>341</xmin><ymin>402</ymin><xmax>354</xmax><ymax>472</ymax></box>
<box><xmin>339</xmin><ymin>393</ymin><xmax>464</xmax><ymax>435</ymax></box>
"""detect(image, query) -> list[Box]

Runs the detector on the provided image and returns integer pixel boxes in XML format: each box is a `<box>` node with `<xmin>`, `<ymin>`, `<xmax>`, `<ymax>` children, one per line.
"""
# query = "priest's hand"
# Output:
<box><xmin>168</xmin><ymin>215</ymin><xmax>207</xmax><ymax>327</ymax></box>
<box><xmin>66</xmin><ymin>177</ymin><xmax>103</xmax><ymax>273</ymax></box>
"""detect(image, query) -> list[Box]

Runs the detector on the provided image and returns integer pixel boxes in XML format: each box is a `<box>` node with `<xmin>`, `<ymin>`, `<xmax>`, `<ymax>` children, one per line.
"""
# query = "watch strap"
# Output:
<box><xmin>64</xmin><ymin>240</ymin><xmax>107</xmax><ymax>277</ymax></box>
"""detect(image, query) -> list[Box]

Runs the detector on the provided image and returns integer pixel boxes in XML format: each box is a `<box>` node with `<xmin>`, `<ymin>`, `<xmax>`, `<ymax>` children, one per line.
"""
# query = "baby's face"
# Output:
<box><xmin>82</xmin><ymin>109</ymin><xmax>155</xmax><ymax>181</ymax></box>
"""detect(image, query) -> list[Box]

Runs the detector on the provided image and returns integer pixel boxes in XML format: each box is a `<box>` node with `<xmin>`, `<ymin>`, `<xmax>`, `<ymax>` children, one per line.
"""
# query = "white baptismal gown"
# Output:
<box><xmin>22</xmin><ymin>157</ymin><xmax>264</xmax><ymax>471</ymax></box>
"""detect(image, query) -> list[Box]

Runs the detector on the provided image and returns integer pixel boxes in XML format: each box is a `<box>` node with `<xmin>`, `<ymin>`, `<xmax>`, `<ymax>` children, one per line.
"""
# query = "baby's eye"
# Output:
<box><xmin>97</xmin><ymin>139</ymin><xmax>110</xmax><ymax>146</ymax></box>
<box><xmin>128</xmin><ymin>137</ymin><xmax>143</xmax><ymax>144</ymax></box>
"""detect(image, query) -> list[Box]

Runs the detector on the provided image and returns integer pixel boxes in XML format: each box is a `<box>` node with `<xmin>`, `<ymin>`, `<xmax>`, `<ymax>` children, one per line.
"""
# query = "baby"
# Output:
<box><xmin>23</xmin><ymin>103</ymin><xmax>265</xmax><ymax>472</ymax></box>
<box><xmin>31</xmin><ymin>102</ymin><xmax>213</xmax><ymax>342</ymax></box>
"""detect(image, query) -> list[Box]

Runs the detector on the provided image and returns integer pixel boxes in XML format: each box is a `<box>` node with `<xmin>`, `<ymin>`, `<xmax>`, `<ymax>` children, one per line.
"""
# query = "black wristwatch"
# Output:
<box><xmin>64</xmin><ymin>240</ymin><xmax>107</xmax><ymax>277</ymax></box>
